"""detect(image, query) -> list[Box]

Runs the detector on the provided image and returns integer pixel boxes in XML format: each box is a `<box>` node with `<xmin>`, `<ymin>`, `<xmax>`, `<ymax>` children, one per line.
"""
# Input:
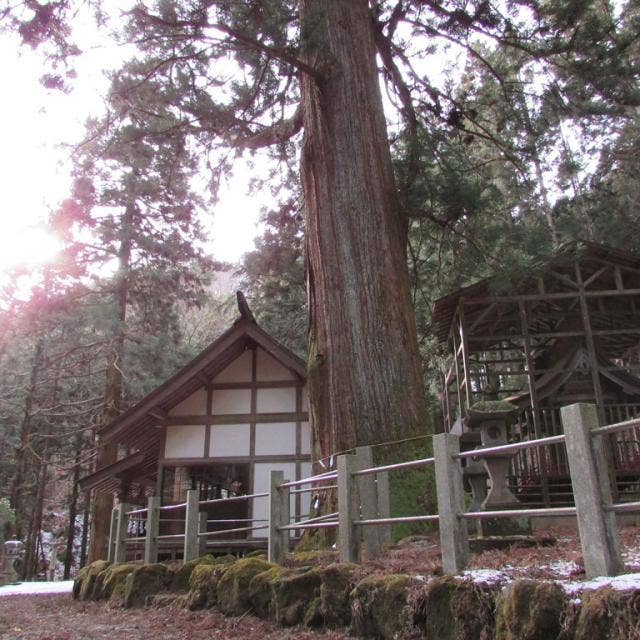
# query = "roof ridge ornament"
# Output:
<box><xmin>236</xmin><ymin>290</ymin><xmax>256</xmax><ymax>323</ymax></box>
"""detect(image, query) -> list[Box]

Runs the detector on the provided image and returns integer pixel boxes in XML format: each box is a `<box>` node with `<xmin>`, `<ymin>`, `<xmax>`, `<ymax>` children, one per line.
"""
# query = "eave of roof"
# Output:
<box><xmin>100</xmin><ymin>315</ymin><xmax>307</xmax><ymax>445</ymax></box>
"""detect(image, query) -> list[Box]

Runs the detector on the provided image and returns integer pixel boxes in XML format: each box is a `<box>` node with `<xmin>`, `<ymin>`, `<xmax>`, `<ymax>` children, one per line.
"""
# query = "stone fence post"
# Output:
<box><xmin>144</xmin><ymin>496</ymin><xmax>160</xmax><ymax>565</ymax></box>
<box><xmin>433</xmin><ymin>433</ymin><xmax>468</xmax><ymax>574</ymax></box>
<box><xmin>268</xmin><ymin>470</ymin><xmax>290</xmax><ymax>564</ymax></box>
<box><xmin>107</xmin><ymin>507</ymin><xmax>118</xmax><ymax>563</ymax></box>
<box><xmin>561</xmin><ymin>403</ymin><xmax>623</xmax><ymax>578</ymax></box>
<box><xmin>183</xmin><ymin>489</ymin><xmax>200</xmax><ymax>562</ymax></box>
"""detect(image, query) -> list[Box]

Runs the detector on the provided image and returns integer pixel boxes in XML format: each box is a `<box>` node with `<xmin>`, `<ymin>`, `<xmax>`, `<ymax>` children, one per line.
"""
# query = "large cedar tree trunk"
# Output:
<box><xmin>299</xmin><ymin>0</ymin><xmax>428</xmax><ymax>458</ymax></box>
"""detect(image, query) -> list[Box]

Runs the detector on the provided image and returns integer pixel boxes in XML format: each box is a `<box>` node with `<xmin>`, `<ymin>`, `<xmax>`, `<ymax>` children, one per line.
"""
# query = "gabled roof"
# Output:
<box><xmin>100</xmin><ymin>305</ymin><xmax>306</xmax><ymax>453</ymax></box>
<box><xmin>432</xmin><ymin>241</ymin><xmax>640</xmax><ymax>343</ymax></box>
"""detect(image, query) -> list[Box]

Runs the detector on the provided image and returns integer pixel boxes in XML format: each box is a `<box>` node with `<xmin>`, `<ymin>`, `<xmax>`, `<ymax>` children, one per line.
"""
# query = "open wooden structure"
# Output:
<box><xmin>433</xmin><ymin>243</ymin><xmax>640</xmax><ymax>506</ymax></box>
<box><xmin>80</xmin><ymin>294</ymin><xmax>311</xmax><ymax>559</ymax></box>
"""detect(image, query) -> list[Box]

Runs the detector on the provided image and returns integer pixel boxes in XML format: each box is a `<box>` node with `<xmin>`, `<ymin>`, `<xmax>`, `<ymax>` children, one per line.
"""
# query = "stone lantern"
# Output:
<box><xmin>2</xmin><ymin>540</ymin><xmax>24</xmax><ymax>584</ymax></box>
<box><xmin>466</xmin><ymin>401</ymin><xmax>531</xmax><ymax>536</ymax></box>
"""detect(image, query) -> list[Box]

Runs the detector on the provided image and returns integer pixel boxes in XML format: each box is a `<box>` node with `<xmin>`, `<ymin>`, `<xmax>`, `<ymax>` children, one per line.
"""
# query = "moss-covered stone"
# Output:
<box><xmin>172</xmin><ymin>554</ymin><xmax>234</xmax><ymax>592</ymax></box>
<box><xmin>75</xmin><ymin>559</ymin><xmax>111</xmax><ymax>601</ymax></box>
<box><xmin>123</xmin><ymin>563</ymin><xmax>175</xmax><ymax>608</ymax></box>
<box><xmin>495</xmin><ymin>580</ymin><xmax>567</xmax><ymax>640</ymax></box>
<box><xmin>98</xmin><ymin>563</ymin><xmax>137</xmax><ymax>602</ymax></box>
<box><xmin>148</xmin><ymin>593</ymin><xmax>188</xmax><ymax>609</ymax></box>
<box><xmin>272</xmin><ymin>568</ymin><xmax>322</xmax><ymax>626</ymax></box>
<box><xmin>186</xmin><ymin>562</ymin><xmax>232</xmax><ymax>610</ymax></box>
<box><xmin>317</xmin><ymin>563</ymin><xmax>359</xmax><ymax>628</ymax></box>
<box><xmin>574</xmin><ymin>587</ymin><xmax>640</xmax><ymax>640</ymax></box>
<box><xmin>246</xmin><ymin>550</ymin><xmax>267</xmax><ymax>559</ymax></box>
<box><xmin>216</xmin><ymin>557</ymin><xmax>275</xmax><ymax>616</ymax></box>
<box><xmin>248</xmin><ymin>565</ymin><xmax>285</xmax><ymax>619</ymax></box>
<box><xmin>422</xmin><ymin>576</ymin><xmax>496</xmax><ymax>640</ymax></box>
<box><xmin>350</xmin><ymin>573</ymin><xmax>413</xmax><ymax>639</ymax></box>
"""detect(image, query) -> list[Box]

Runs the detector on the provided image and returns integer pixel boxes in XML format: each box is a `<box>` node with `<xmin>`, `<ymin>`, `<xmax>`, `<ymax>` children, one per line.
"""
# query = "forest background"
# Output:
<box><xmin>1</xmin><ymin>0</ymin><xmax>639</xmax><ymax>580</ymax></box>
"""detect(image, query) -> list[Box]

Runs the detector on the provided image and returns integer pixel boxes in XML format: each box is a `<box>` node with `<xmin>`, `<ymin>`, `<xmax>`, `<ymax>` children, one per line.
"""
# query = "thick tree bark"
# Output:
<box><xmin>64</xmin><ymin>431</ymin><xmax>83</xmax><ymax>579</ymax></box>
<box><xmin>10</xmin><ymin>337</ymin><xmax>44</xmax><ymax>539</ymax></box>
<box><xmin>299</xmin><ymin>0</ymin><xmax>428</xmax><ymax>458</ymax></box>
<box><xmin>88</xmin><ymin>205</ymin><xmax>133</xmax><ymax>562</ymax></box>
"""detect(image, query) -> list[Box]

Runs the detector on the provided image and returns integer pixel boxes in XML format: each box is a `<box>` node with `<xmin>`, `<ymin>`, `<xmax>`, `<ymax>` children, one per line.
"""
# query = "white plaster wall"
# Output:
<box><xmin>254</xmin><ymin>422</ymin><xmax>296</xmax><ymax>455</ymax></box>
<box><xmin>252</xmin><ymin>461</ymin><xmax>297</xmax><ymax>538</ymax></box>
<box><xmin>256</xmin><ymin>348</ymin><xmax>295</xmax><ymax>381</ymax></box>
<box><xmin>256</xmin><ymin>387</ymin><xmax>296</xmax><ymax>413</ymax></box>
<box><xmin>210</xmin><ymin>424</ymin><xmax>250</xmax><ymax>457</ymax></box>
<box><xmin>165</xmin><ymin>425</ymin><xmax>206</xmax><ymax>458</ymax></box>
<box><xmin>168</xmin><ymin>387</ymin><xmax>207</xmax><ymax>416</ymax></box>
<box><xmin>213</xmin><ymin>350</ymin><xmax>253</xmax><ymax>383</ymax></box>
<box><xmin>212</xmin><ymin>388</ymin><xmax>252</xmax><ymax>414</ymax></box>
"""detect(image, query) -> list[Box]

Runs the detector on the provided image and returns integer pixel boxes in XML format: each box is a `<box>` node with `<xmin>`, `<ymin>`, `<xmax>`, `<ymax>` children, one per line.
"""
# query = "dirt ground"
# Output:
<box><xmin>0</xmin><ymin>595</ymin><xmax>348</xmax><ymax>640</ymax></box>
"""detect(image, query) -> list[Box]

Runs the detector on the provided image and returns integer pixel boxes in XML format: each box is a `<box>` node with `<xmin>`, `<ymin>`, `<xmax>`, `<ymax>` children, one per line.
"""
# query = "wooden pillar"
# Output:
<box><xmin>107</xmin><ymin>507</ymin><xmax>118</xmax><ymax>563</ymax></box>
<box><xmin>458</xmin><ymin>301</ymin><xmax>472</xmax><ymax>411</ymax></box>
<box><xmin>113</xmin><ymin>502</ymin><xmax>130</xmax><ymax>565</ymax></box>
<box><xmin>575</xmin><ymin>265</ymin><xmax>606</xmax><ymax>422</ymax></box>
<box><xmin>144</xmin><ymin>496</ymin><xmax>160</xmax><ymax>565</ymax></box>
<box><xmin>198</xmin><ymin>511</ymin><xmax>208</xmax><ymax>558</ymax></box>
<box><xmin>519</xmin><ymin>300</ymin><xmax>550</xmax><ymax>506</ymax></box>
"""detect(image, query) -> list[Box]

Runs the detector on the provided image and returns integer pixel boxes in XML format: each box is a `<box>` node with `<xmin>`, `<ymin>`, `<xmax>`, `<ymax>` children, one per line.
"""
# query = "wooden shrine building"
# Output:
<box><xmin>79</xmin><ymin>294</ymin><xmax>311</xmax><ymax>558</ymax></box>
<box><xmin>432</xmin><ymin>242</ymin><xmax>640</xmax><ymax>506</ymax></box>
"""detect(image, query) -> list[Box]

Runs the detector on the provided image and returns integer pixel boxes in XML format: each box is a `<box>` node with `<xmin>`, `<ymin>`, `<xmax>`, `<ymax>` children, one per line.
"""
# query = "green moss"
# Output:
<box><xmin>172</xmin><ymin>554</ymin><xmax>234</xmax><ymax>592</ymax></box>
<box><xmin>304</xmin><ymin>596</ymin><xmax>323</xmax><ymax>627</ymax></box>
<box><xmin>123</xmin><ymin>564</ymin><xmax>175</xmax><ymax>608</ymax></box>
<box><xmin>575</xmin><ymin>588</ymin><xmax>640</xmax><ymax>640</ymax></box>
<box><xmin>318</xmin><ymin>563</ymin><xmax>359</xmax><ymax>627</ymax></box>
<box><xmin>386</xmin><ymin>439</ymin><xmax>437</xmax><ymax>542</ymax></box>
<box><xmin>469</xmin><ymin>400</ymin><xmax>517</xmax><ymax>414</ymax></box>
<box><xmin>272</xmin><ymin>569</ymin><xmax>322</xmax><ymax>626</ymax></box>
<box><xmin>186</xmin><ymin>562</ymin><xmax>232</xmax><ymax>610</ymax></box>
<box><xmin>77</xmin><ymin>559</ymin><xmax>111</xmax><ymax>601</ymax></box>
<box><xmin>422</xmin><ymin>576</ymin><xmax>496</xmax><ymax>640</ymax></box>
<box><xmin>248</xmin><ymin>566</ymin><xmax>285</xmax><ymax>619</ymax></box>
<box><xmin>99</xmin><ymin>563</ymin><xmax>137</xmax><ymax>602</ymax></box>
<box><xmin>495</xmin><ymin>580</ymin><xmax>567</xmax><ymax>640</ymax></box>
<box><xmin>350</xmin><ymin>574</ymin><xmax>413</xmax><ymax>639</ymax></box>
<box><xmin>216</xmin><ymin>557</ymin><xmax>275</xmax><ymax>616</ymax></box>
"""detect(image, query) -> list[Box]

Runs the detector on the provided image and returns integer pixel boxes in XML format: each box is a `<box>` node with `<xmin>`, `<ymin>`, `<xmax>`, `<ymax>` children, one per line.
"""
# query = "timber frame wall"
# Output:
<box><xmin>433</xmin><ymin>244</ymin><xmax>640</xmax><ymax>506</ymax></box>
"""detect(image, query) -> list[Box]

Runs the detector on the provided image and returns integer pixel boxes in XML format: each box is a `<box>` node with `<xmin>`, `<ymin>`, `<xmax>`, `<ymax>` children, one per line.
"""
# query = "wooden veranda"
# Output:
<box><xmin>433</xmin><ymin>242</ymin><xmax>640</xmax><ymax>507</ymax></box>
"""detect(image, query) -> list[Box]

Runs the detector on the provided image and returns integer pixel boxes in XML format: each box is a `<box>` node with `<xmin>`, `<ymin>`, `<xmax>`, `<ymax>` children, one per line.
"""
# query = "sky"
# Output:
<box><xmin>1</xmin><ymin>16</ymin><xmax>264</xmax><ymax>281</ymax></box>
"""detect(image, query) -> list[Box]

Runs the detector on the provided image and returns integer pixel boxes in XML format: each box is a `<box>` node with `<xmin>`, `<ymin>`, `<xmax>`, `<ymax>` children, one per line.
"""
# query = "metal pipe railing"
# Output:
<box><xmin>290</xmin><ymin>484</ymin><xmax>337</xmax><ymax>495</ymax></box>
<box><xmin>198</xmin><ymin>492</ymin><xmax>268</xmax><ymax>506</ymax></box>
<box><xmin>354</xmin><ymin>514</ymin><xmax>439</xmax><ymax>526</ymax></box>
<box><xmin>159</xmin><ymin>502</ymin><xmax>187</xmax><ymax>511</ymax></box>
<box><xmin>606</xmin><ymin>501</ymin><xmax>640</xmax><ymax>513</ymax></box>
<box><xmin>156</xmin><ymin>533</ymin><xmax>186</xmax><ymax>540</ymax></box>
<box><xmin>125</xmin><ymin>507</ymin><xmax>148</xmax><ymax>516</ymax></box>
<box><xmin>456</xmin><ymin>434</ymin><xmax>566</xmax><ymax>459</ymax></box>
<box><xmin>591</xmin><ymin>417</ymin><xmax>640</xmax><ymax>436</ymax></box>
<box><xmin>279</xmin><ymin>521</ymin><xmax>339</xmax><ymax>531</ymax></box>
<box><xmin>462</xmin><ymin>506</ymin><xmax>577</xmax><ymax>519</ymax></box>
<box><xmin>279</xmin><ymin>471</ymin><xmax>338</xmax><ymax>489</ymax></box>
<box><xmin>352</xmin><ymin>456</ymin><xmax>435</xmax><ymax>477</ymax></box>
<box><xmin>199</xmin><ymin>524</ymin><xmax>269</xmax><ymax>537</ymax></box>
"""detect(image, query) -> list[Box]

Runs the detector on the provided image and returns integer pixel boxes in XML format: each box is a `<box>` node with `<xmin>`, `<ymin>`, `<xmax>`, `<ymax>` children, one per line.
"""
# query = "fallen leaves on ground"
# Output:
<box><xmin>0</xmin><ymin>595</ymin><xmax>348</xmax><ymax>640</ymax></box>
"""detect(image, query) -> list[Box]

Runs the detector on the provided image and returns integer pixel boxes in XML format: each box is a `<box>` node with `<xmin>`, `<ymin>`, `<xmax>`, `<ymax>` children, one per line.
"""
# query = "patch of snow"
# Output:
<box><xmin>539</xmin><ymin>560</ymin><xmax>581</xmax><ymax>577</ymax></box>
<box><xmin>462</xmin><ymin>569</ymin><xmax>510</xmax><ymax>585</ymax></box>
<box><xmin>562</xmin><ymin>572</ymin><xmax>640</xmax><ymax>596</ymax></box>
<box><xmin>0</xmin><ymin>580</ymin><xmax>74</xmax><ymax>597</ymax></box>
